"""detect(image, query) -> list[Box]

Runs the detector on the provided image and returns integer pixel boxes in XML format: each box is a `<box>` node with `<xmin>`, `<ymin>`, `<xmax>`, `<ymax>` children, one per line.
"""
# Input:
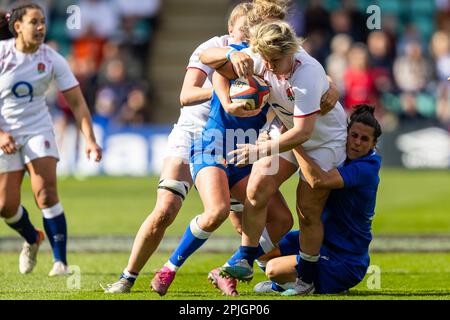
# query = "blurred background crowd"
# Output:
<box><xmin>1</xmin><ymin>0</ymin><xmax>449</xmax><ymax>133</ymax></box>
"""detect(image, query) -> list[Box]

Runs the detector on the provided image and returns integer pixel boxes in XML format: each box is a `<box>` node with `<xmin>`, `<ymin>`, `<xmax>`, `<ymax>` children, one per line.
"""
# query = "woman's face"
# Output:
<box><xmin>262</xmin><ymin>53</ymin><xmax>294</xmax><ymax>76</ymax></box>
<box><xmin>346</xmin><ymin>122</ymin><xmax>377</xmax><ymax>160</ymax></box>
<box><xmin>15</xmin><ymin>9</ymin><xmax>46</xmax><ymax>46</ymax></box>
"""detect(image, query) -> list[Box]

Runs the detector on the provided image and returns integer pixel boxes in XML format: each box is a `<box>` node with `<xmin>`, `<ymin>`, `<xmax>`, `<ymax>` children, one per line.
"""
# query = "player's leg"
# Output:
<box><xmin>0</xmin><ymin>167</ymin><xmax>45</xmax><ymax>274</ymax></box>
<box><xmin>295</xmin><ymin>180</ymin><xmax>329</xmax><ymax>286</ymax></box>
<box><xmin>151</xmin><ymin>166</ymin><xmax>230</xmax><ymax>296</ymax></box>
<box><xmin>221</xmin><ymin>156</ymin><xmax>296</xmax><ymax>281</ymax></box>
<box><xmin>26</xmin><ymin>156</ymin><xmax>69</xmax><ymax>276</ymax></box>
<box><xmin>105</xmin><ymin>124</ymin><xmax>194</xmax><ymax>293</ymax></box>
<box><xmin>292</xmin><ymin>145</ymin><xmax>344</xmax><ymax>294</ymax></box>
<box><xmin>127</xmin><ymin>157</ymin><xmax>191</xmax><ymax>272</ymax></box>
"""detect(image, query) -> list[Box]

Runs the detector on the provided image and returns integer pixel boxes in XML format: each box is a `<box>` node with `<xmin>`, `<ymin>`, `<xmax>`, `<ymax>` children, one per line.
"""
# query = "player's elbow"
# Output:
<box><xmin>179</xmin><ymin>91</ymin><xmax>188</xmax><ymax>106</ymax></box>
<box><xmin>199</xmin><ymin>52</ymin><xmax>210</xmax><ymax>66</ymax></box>
<box><xmin>179</xmin><ymin>88</ymin><xmax>194</xmax><ymax>106</ymax></box>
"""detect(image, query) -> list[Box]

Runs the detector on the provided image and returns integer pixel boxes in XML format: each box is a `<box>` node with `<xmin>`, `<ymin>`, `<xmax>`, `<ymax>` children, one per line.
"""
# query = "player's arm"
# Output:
<box><xmin>0</xmin><ymin>128</ymin><xmax>17</xmax><ymax>154</ymax></box>
<box><xmin>293</xmin><ymin>146</ymin><xmax>344</xmax><ymax>189</ymax></box>
<box><xmin>200</xmin><ymin>47</ymin><xmax>254</xmax><ymax>78</ymax></box>
<box><xmin>62</xmin><ymin>86</ymin><xmax>102</xmax><ymax>162</ymax></box>
<box><xmin>230</xmin><ymin>115</ymin><xmax>316</xmax><ymax>166</ymax></box>
<box><xmin>319</xmin><ymin>78</ymin><xmax>340</xmax><ymax>116</ymax></box>
<box><xmin>179</xmin><ymin>68</ymin><xmax>212</xmax><ymax>106</ymax></box>
<box><xmin>259</xmin><ymin>115</ymin><xmax>316</xmax><ymax>154</ymax></box>
<box><xmin>212</xmin><ymin>72</ymin><xmax>260</xmax><ymax>117</ymax></box>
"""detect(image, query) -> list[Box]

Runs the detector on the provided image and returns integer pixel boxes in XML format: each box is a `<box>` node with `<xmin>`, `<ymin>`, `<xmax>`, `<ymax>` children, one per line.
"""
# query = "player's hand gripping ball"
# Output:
<box><xmin>230</xmin><ymin>75</ymin><xmax>270</xmax><ymax>110</ymax></box>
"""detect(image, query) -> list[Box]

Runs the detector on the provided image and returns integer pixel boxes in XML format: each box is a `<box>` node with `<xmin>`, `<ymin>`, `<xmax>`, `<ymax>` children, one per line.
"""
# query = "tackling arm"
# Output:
<box><xmin>179</xmin><ymin>68</ymin><xmax>212</xmax><ymax>106</ymax></box>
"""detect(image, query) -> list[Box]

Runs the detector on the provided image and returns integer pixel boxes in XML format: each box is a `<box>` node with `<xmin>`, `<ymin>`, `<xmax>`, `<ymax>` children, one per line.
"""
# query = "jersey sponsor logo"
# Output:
<box><xmin>11</xmin><ymin>81</ymin><xmax>34</xmax><ymax>102</ymax></box>
<box><xmin>45</xmin><ymin>140</ymin><xmax>51</xmax><ymax>149</ymax></box>
<box><xmin>270</xmin><ymin>103</ymin><xmax>293</xmax><ymax>116</ymax></box>
<box><xmin>37</xmin><ymin>62</ymin><xmax>46</xmax><ymax>74</ymax></box>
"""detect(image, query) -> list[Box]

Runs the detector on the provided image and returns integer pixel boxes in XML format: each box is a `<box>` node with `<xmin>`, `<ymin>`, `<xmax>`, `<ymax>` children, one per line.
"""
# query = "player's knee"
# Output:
<box><xmin>202</xmin><ymin>206</ymin><xmax>229</xmax><ymax>230</ymax></box>
<box><xmin>265</xmin><ymin>260</ymin><xmax>279</xmax><ymax>280</ymax></box>
<box><xmin>247</xmin><ymin>183</ymin><xmax>275</xmax><ymax>208</ymax></box>
<box><xmin>34</xmin><ymin>186</ymin><xmax>58</xmax><ymax>208</ymax></box>
<box><xmin>153</xmin><ymin>202</ymin><xmax>180</xmax><ymax>229</ymax></box>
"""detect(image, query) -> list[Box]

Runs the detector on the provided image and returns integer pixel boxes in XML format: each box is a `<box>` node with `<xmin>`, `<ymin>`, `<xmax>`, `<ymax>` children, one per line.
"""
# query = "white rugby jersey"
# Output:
<box><xmin>177</xmin><ymin>35</ymin><xmax>231</xmax><ymax>132</ymax></box>
<box><xmin>0</xmin><ymin>38</ymin><xmax>79</xmax><ymax>136</ymax></box>
<box><xmin>244</xmin><ymin>47</ymin><xmax>347</xmax><ymax>150</ymax></box>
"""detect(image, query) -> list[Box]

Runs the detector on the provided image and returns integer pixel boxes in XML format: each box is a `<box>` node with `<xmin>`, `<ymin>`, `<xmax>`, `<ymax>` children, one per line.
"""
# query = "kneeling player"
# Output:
<box><xmin>252</xmin><ymin>105</ymin><xmax>382</xmax><ymax>295</ymax></box>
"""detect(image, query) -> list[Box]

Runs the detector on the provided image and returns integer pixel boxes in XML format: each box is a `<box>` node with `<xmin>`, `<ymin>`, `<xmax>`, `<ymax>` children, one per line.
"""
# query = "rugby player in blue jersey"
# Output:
<box><xmin>251</xmin><ymin>104</ymin><xmax>382</xmax><ymax>295</ymax></box>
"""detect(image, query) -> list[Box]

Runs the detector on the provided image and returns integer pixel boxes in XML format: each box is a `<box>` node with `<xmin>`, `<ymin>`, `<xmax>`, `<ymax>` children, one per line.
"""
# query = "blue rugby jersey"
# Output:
<box><xmin>322</xmin><ymin>150</ymin><xmax>382</xmax><ymax>258</ymax></box>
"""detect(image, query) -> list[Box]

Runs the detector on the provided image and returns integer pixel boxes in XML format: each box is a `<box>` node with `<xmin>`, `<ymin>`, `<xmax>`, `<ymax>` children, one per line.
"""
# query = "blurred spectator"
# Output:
<box><xmin>96</xmin><ymin>58</ymin><xmax>135</xmax><ymax>115</ymax></box>
<box><xmin>436</xmin><ymin>0</ymin><xmax>450</xmax><ymax>33</ymax></box>
<box><xmin>67</xmin><ymin>0</ymin><xmax>120</xmax><ymax>70</ymax></box>
<box><xmin>116</xmin><ymin>87</ymin><xmax>152</xmax><ymax>125</ymax></box>
<box><xmin>94</xmin><ymin>88</ymin><xmax>117</xmax><ymax>127</ymax></box>
<box><xmin>114</xmin><ymin>0</ymin><xmax>161</xmax><ymax>68</ymax></box>
<box><xmin>397</xmin><ymin>24</ymin><xmax>424</xmax><ymax>56</ymax></box>
<box><xmin>341</xmin><ymin>0</ymin><xmax>368</xmax><ymax>42</ymax></box>
<box><xmin>99</xmin><ymin>41</ymin><xmax>143</xmax><ymax>84</ymax></box>
<box><xmin>326</xmin><ymin>33</ymin><xmax>352</xmax><ymax>94</ymax></box>
<box><xmin>343</xmin><ymin>43</ymin><xmax>377</xmax><ymax>111</ymax></box>
<box><xmin>393</xmin><ymin>40</ymin><xmax>433</xmax><ymax>93</ymax></box>
<box><xmin>430</xmin><ymin>31</ymin><xmax>450</xmax><ymax>82</ymax></box>
<box><xmin>304</xmin><ymin>0</ymin><xmax>330</xmax><ymax>37</ymax></box>
<box><xmin>330</xmin><ymin>9</ymin><xmax>351</xmax><ymax>38</ymax></box>
<box><xmin>367</xmin><ymin>31</ymin><xmax>395</xmax><ymax>94</ymax></box>
<box><xmin>432</xmin><ymin>30</ymin><xmax>450</xmax><ymax>128</ymax></box>
<box><xmin>398</xmin><ymin>93</ymin><xmax>427</xmax><ymax>123</ymax></box>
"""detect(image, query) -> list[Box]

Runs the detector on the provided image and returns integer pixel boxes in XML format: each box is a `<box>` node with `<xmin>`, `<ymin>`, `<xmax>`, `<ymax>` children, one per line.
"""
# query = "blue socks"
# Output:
<box><xmin>5</xmin><ymin>206</ymin><xmax>38</xmax><ymax>244</ymax></box>
<box><xmin>167</xmin><ymin>216</ymin><xmax>211</xmax><ymax>269</ymax></box>
<box><xmin>227</xmin><ymin>245</ymin><xmax>259</xmax><ymax>267</ymax></box>
<box><xmin>42</xmin><ymin>203</ymin><xmax>67</xmax><ymax>265</ymax></box>
<box><xmin>297</xmin><ymin>251</ymin><xmax>319</xmax><ymax>285</ymax></box>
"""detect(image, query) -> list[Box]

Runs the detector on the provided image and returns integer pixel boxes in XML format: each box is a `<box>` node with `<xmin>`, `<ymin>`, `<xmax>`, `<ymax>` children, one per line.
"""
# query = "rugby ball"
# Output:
<box><xmin>229</xmin><ymin>75</ymin><xmax>270</xmax><ymax>110</ymax></box>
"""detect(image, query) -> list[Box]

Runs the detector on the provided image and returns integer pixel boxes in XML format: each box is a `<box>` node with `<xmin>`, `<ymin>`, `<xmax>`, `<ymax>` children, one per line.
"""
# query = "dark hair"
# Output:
<box><xmin>0</xmin><ymin>3</ymin><xmax>44</xmax><ymax>40</ymax></box>
<box><xmin>348</xmin><ymin>104</ymin><xmax>382</xmax><ymax>141</ymax></box>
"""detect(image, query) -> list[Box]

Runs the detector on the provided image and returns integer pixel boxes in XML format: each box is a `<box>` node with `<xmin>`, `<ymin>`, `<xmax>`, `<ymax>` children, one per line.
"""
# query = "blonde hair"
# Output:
<box><xmin>250</xmin><ymin>20</ymin><xmax>300</xmax><ymax>59</ymax></box>
<box><xmin>228</xmin><ymin>2</ymin><xmax>253</xmax><ymax>29</ymax></box>
<box><xmin>242</xmin><ymin>0</ymin><xmax>289</xmax><ymax>40</ymax></box>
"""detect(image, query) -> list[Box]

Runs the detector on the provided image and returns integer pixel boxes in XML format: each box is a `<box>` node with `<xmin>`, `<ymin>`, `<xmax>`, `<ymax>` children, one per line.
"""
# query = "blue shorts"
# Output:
<box><xmin>279</xmin><ymin>231</ymin><xmax>368</xmax><ymax>294</ymax></box>
<box><xmin>191</xmin><ymin>148</ymin><xmax>251</xmax><ymax>189</ymax></box>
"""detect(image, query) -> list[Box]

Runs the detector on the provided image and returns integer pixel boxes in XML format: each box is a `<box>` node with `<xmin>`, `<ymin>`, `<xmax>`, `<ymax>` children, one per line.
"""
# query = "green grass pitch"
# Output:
<box><xmin>0</xmin><ymin>168</ymin><xmax>449</xmax><ymax>299</ymax></box>
<box><xmin>0</xmin><ymin>252</ymin><xmax>449</xmax><ymax>300</ymax></box>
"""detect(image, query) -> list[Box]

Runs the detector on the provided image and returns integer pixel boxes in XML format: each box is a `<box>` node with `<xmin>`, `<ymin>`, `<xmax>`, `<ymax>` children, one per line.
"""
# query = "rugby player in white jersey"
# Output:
<box><xmin>200</xmin><ymin>20</ymin><xmax>348</xmax><ymax>295</ymax></box>
<box><xmin>0</xmin><ymin>3</ymin><xmax>102</xmax><ymax>276</ymax></box>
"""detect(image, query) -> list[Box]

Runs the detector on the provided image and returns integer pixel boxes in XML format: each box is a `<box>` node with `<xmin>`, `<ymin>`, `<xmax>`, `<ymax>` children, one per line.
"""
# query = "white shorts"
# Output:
<box><xmin>164</xmin><ymin>124</ymin><xmax>198</xmax><ymax>162</ymax></box>
<box><xmin>266</xmin><ymin>117</ymin><xmax>346</xmax><ymax>179</ymax></box>
<box><xmin>0</xmin><ymin>131</ymin><xmax>60</xmax><ymax>173</ymax></box>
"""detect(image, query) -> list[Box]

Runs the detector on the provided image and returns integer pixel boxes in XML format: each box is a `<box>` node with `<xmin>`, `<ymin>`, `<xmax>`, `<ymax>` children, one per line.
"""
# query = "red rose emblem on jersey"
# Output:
<box><xmin>37</xmin><ymin>63</ymin><xmax>46</xmax><ymax>74</ymax></box>
<box><xmin>44</xmin><ymin>140</ymin><xmax>50</xmax><ymax>149</ymax></box>
<box><xmin>286</xmin><ymin>87</ymin><xmax>295</xmax><ymax>101</ymax></box>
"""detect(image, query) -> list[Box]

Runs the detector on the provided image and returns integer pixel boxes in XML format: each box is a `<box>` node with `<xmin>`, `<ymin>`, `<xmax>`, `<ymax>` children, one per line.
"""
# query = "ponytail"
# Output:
<box><xmin>348</xmin><ymin>104</ymin><xmax>382</xmax><ymax>141</ymax></box>
<box><xmin>0</xmin><ymin>11</ymin><xmax>13</xmax><ymax>40</ymax></box>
